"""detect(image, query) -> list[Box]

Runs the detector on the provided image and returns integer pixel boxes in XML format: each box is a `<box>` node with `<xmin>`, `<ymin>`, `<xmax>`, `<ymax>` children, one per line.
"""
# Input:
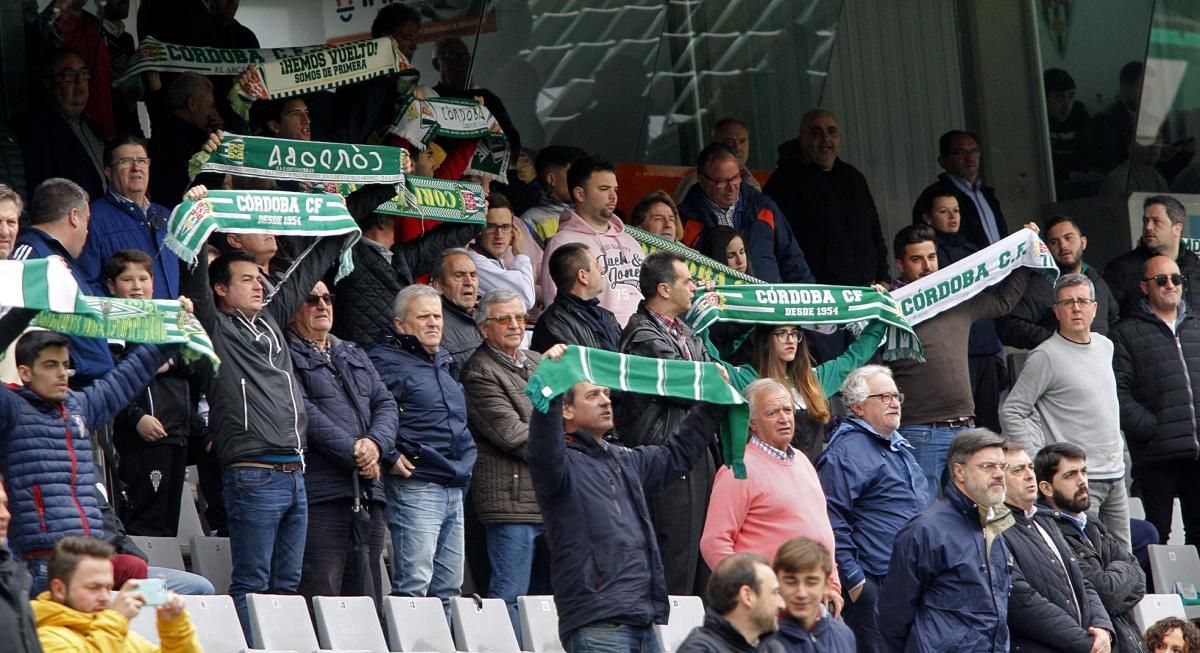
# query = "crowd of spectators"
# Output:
<box><xmin>3</xmin><ymin>2</ymin><xmax>1200</xmax><ymax>653</ymax></box>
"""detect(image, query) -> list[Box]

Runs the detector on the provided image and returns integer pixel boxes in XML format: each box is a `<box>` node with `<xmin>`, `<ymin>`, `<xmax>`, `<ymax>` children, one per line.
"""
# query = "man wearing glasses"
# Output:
<box><xmin>877</xmin><ymin>429</ymin><xmax>1015</xmax><ymax>653</ymax></box>
<box><xmin>677</xmin><ymin>143</ymin><xmax>813</xmax><ymax>284</ymax></box>
<box><xmin>14</xmin><ymin>48</ymin><xmax>106</xmax><ymax>199</ymax></box>
<box><xmin>1112</xmin><ymin>255</ymin><xmax>1200</xmax><ymax>546</ymax></box>
<box><xmin>618</xmin><ymin>251</ymin><xmax>717</xmax><ymax>598</ymax></box>
<box><xmin>1001</xmin><ymin>273</ymin><xmax>1130</xmax><ymax>549</ymax></box>
<box><xmin>1104</xmin><ymin>194</ymin><xmax>1200</xmax><ymax>319</ymax></box>
<box><xmin>467</xmin><ymin>192</ymin><xmax>536</xmax><ymax>311</ymax></box>
<box><xmin>910</xmin><ymin>130</ymin><xmax>1009</xmax><ymax>251</ymax></box>
<box><xmin>817</xmin><ymin>365</ymin><xmax>928</xmax><ymax>652</ymax></box>
<box><xmin>77</xmin><ymin>135</ymin><xmax>180</xmax><ymax>299</ymax></box>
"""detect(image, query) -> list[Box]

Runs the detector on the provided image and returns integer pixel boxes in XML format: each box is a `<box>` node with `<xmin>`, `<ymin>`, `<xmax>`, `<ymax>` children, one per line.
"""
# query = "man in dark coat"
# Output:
<box><xmin>1112</xmin><ymin>255</ymin><xmax>1200</xmax><ymax>545</ymax></box>
<box><xmin>531</xmin><ymin>242</ymin><xmax>622</xmax><ymax>353</ymax></box>
<box><xmin>528</xmin><ymin>350</ymin><xmax>724</xmax><ymax>652</ymax></box>
<box><xmin>288</xmin><ymin>280</ymin><xmax>398</xmax><ymax>602</ymax></box>
<box><xmin>0</xmin><ymin>474</ymin><xmax>43</xmax><ymax>653</ymax></box>
<box><xmin>1036</xmin><ymin>443</ymin><xmax>1147</xmax><ymax>653</ymax></box>
<box><xmin>1104</xmin><ymin>195</ymin><xmax>1200</xmax><ymax>320</ymax></box>
<box><xmin>910</xmin><ymin>130</ymin><xmax>1008</xmax><ymax>251</ymax></box>
<box><xmin>764</xmin><ymin>109</ymin><xmax>888</xmax><ymax>285</ymax></box>
<box><xmin>1002</xmin><ymin>444</ymin><xmax>1113</xmax><ymax>653</ymax></box>
<box><xmin>877</xmin><ymin>429</ymin><xmax>1013</xmax><ymax>653</ymax></box>
<box><xmin>676</xmin><ymin>553</ymin><xmax>784</xmax><ymax>653</ymax></box>
<box><xmin>430</xmin><ymin>248</ymin><xmax>482</xmax><ymax>379</ymax></box>
<box><xmin>999</xmin><ymin>215</ymin><xmax>1119</xmax><ymax>348</ymax></box>
<box><xmin>147</xmin><ymin>73</ymin><xmax>219</xmax><ymax>206</ymax></box>
<box><xmin>617</xmin><ymin>251</ymin><xmax>716</xmax><ymax>598</ymax></box>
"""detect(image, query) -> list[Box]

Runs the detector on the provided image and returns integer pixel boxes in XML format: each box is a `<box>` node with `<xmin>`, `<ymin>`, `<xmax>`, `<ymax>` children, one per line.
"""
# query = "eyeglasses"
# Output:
<box><xmin>51</xmin><ymin>68</ymin><xmax>91</xmax><ymax>82</ymax></box>
<box><xmin>702</xmin><ymin>174</ymin><xmax>742</xmax><ymax>188</ymax></box>
<box><xmin>485</xmin><ymin>313</ymin><xmax>527</xmax><ymax>325</ymax></box>
<box><xmin>304</xmin><ymin>293</ymin><xmax>335</xmax><ymax>306</ymax></box>
<box><xmin>973</xmin><ymin>462</ymin><xmax>1009</xmax><ymax>473</ymax></box>
<box><xmin>866</xmin><ymin>392</ymin><xmax>904</xmax><ymax>405</ymax></box>
<box><xmin>483</xmin><ymin>223</ymin><xmax>514</xmax><ymax>233</ymax></box>
<box><xmin>1053</xmin><ymin>298</ymin><xmax>1095</xmax><ymax>308</ymax></box>
<box><xmin>771</xmin><ymin>329</ymin><xmax>801</xmax><ymax>343</ymax></box>
<box><xmin>1144</xmin><ymin>273</ymin><xmax>1185</xmax><ymax>287</ymax></box>
<box><xmin>112</xmin><ymin>157</ymin><xmax>151</xmax><ymax>168</ymax></box>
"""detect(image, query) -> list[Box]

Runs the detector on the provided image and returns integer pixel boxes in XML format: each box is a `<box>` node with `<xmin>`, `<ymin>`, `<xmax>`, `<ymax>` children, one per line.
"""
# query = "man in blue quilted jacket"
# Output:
<box><xmin>0</xmin><ymin>329</ymin><xmax>175</xmax><ymax>593</ymax></box>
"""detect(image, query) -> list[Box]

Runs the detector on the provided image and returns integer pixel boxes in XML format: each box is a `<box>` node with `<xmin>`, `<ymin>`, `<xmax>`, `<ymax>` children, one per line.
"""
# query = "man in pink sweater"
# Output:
<box><xmin>701</xmin><ymin>378</ymin><xmax>843</xmax><ymax>614</ymax></box>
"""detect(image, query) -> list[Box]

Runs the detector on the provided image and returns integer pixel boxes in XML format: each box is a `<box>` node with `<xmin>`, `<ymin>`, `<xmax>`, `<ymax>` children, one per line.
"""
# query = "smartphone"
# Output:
<box><xmin>138</xmin><ymin>578</ymin><xmax>168</xmax><ymax>606</ymax></box>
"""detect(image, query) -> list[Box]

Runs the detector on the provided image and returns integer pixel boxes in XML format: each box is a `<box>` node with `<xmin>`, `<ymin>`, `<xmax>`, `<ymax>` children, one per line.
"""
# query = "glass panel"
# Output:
<box><xmin>1145</xmin><ymin>0</ymin><xmax>1200</xmax><ymax>217</ymax></box>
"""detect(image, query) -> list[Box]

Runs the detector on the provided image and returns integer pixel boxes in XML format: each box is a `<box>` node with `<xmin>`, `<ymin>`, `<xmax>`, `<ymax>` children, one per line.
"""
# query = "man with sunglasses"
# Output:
<box><xmin>617</xmin><ymin>251</ymin><xmax>717</xmax><ymax>598</ymax></box>
<box><xmin>1104</xmin><ymin>194</ymin><xmax>1200</xmax><ymax>319</ymax></box>
<box><xmin>1112</xmin><ymin>255</ymin><xmax>1200</xmax><ymax>546</ymax></box>
<box><xmin>286</xmin><ymin>280</ymin><xmax>397</xmax><ymax>603</ymax></box>
<box><xmin>1000</xmin><ymin>273</ymin><xmax>1130</xmax><ymax>549</ymax></box>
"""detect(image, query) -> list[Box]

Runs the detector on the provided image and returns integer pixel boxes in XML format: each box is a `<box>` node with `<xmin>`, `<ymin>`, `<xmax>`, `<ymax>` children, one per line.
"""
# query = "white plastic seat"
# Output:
<box><xmin>129</xmin><ymin>536</ymin><xmax>186</xmax><ymax>571</ymax></box>
<box><xmin>383</xmin><ymin>596</ymin><xmax>457</xmax><ymax>653</ymax></box>
<box><xmin>655</xmin><ymin>595</ymin><xmax>704</xmax><ymax>652</ymax></box>
<box><xmin>181</xmin><ymin>594</ymin><xmax>283</xmax><ymax>653</ymax></box>
<box><xmin>517</xmin><ymin>595</ymin><xmax>563</xmax><ymax>653</ymax></box>
<box><xmin>1132</xmin><ymin>593</ymin><xmax>1187</xmax><ymax>631</ymax></box>
<box><xmin>450</xmin><ymin>597</ymin><xmax>519</xmax><ymax>653</ymax></box>
<box><xmin>313</xmin><ymin>596</ymin><xmax>388</xmax><ymax>653</ymax></box>
<box><xmin>246</xmin><ymin>593</ymin><xmax>370</xmax><ymax>653</ymax></box>
<box><xmin>190</xmin><ymin>536</ymin><xmax>233</xmax><ymax>594</ymax></box>
<box><xmin>1148</xmin><ymin>544</ymin><xmax>1200</xmax><ymax>620</ymax></box>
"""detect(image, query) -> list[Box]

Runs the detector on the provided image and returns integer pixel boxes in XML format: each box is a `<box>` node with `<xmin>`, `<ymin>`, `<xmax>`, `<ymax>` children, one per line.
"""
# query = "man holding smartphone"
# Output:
<box><xmin>32</xmin><ymin>535</ymin><xmax>202</xmax><ymax>653</ymax></box>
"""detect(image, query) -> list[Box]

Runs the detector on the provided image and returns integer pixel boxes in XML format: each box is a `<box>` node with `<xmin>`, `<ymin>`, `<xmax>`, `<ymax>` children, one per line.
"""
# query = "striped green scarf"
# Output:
<box><xmin>388</xmin><ymin>95</ymin><xmax>510</xmax><ymax>181</ymax></box>
<box><xmin>165</xmin><ymin>190</ymin><xmax>361</xmax><ymax>281</ymax></box>
<box><xmin>0</xmin><ymin>258</ymin><xmax>217</xmax><ymax>366</ymax></box>
<box><xmin>524</xmin><ymin>346</ymin><xmax>752</xmax><ymax>478</ymax></box>
<box><xmin>115</xmin><ymin>37</ymin><xmax>323</xmax><ymax>85</ymax></box>
<box><xmin>189</xmin><ymin>132</ymin><xmax>408</xmax><ymax>185</ymax></box>
<box><xmin>624</xmin><ymin>226</ymin><xmax>760</xmax><ymax>285</ymax></box>
<box><xmin>373</xmin><ymin>176</ymin><xmax>487</xmax><ymax>224</ymax></box>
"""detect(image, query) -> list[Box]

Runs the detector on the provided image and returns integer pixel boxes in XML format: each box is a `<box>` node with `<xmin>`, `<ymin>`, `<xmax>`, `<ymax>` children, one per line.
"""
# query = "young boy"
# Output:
<box><xmin>771</xmin><ymin>537</ymin><xmax>856</xmax><ymax>653</ymax></box>
<box><xmin>106</xmin><ymin>249</ymin><xmax>199</xmax><ymax>536</ymax></box>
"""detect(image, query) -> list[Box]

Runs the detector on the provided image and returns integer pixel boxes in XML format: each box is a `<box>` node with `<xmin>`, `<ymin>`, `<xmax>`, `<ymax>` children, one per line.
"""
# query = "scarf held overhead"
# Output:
<box><xmin>373</xmin><ymin>176</ymin><xmax>486</xmax><ymax>224</ymax></box>
<box><xmin>524</xmin><ymin>346</ymin><xmax>752</xmax><ymax>479</ymax></box>
<box><xmin>165</xmin><ymin>189</ymin><xmax>361</xmax><ymax>281</ymax></box>
<box><xmin>114</xmin><ymin>37</ymin><xmax>322</xmax><ymax>84</ymax></box>
<box><xmin>190</xmin><ymin>132</ymin><xmax>408</xmax><ymax>185</ymax></box>
<box><xmin>0</xmin><ymin>257</ymin><xmax>218</xmax><ymax>366</ymax></box>
<box><xmin>624</xmin><ymin>225</ymin><xmax>760</xmax><ymax>286</ymax></box>
<box><xmin>388</xmin><ymin>95</ymin><xmax>510</xmax><ymax>181</ymax></box>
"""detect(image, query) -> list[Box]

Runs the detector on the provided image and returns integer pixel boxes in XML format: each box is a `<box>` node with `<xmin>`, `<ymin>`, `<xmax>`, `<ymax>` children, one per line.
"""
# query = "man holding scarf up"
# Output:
<box><xmin>888</xmin><ymin>223</ymin><xmax>1034</xmax><ymax>505</ymax></box>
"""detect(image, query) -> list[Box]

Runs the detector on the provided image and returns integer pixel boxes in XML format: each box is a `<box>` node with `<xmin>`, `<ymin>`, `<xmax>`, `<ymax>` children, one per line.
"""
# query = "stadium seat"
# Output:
<box><xmin>1128</xmin><ymin>497</ymin><xmax>1145</xmax><ymax>520</ymax></box>
<box><xmin>1148</xmin><ymin>544</ymin><xmax>1200</xmax><ymax>620</ymax></box>
<box><xmin>190</xmin><ymin>536</ymin><xmax>233</xmax><ymax>594</ymax></box>
<box><xmin>177</xmin><ymin>483</ymin><xmax>207</xmax><ymax>553</ymax></box>
<box><xmin>655</xmin><ymin>595</ymin><xmax>704</xmax><ymax>652</ymax></box>
<box><xmin>130</xmin><ymin>536</ymin><xmax>186</xmax><ymax>571</ymax></box>
<box><xmin>181</xmin><ymin>594</ymin><xmax>277</xmax><ymax>653</ymax></box>
<box><xmin>450</xmin><ymin>596</ymin><xmax>520</xmax><ymax>653</ymax></box>
<box><xmin>313</xmin><ymin>596</ymin><xmax>389</xmax><ymax>653</ymax></box>
<box><xmin>246</xmin><ymin>593</ymin><xmax>370</xmax><ymax>653</ymax></box>
<box><xmin>517</xmin><ymin>595</ymin><xmax>563</xmax><ymax>653</ymax></box>
<box><xmin>383</xmin><ymin>595</ymin><xmax>458</xmax><ymax>653</ymax></box>
<box><xmin>128</xmin><ymin>603</ymin><xmax>160</xmax><ymax>645</ymax></box>
<box><xmin>1132</xmin><ymin>593</ymin><xmax>1188</xmax><ymax>631</ymax></box>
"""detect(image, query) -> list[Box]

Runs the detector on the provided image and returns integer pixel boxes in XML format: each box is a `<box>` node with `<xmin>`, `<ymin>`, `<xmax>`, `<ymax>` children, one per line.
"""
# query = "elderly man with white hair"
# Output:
<box><xmin>700</xmin><ymin>377</ymin><xmax>843</xmax><ymax>615</ymax></box>
<box><xmin>817</xmin><ymin>365</ymin><xmax>929</xmax><ymax>653</ymax></box>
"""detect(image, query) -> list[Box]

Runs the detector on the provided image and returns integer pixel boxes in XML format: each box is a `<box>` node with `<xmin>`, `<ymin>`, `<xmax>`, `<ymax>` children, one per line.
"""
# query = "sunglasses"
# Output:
<box><xmin>304</xmin><ymin>293</ymin><xmax>336</xmax><ymax>306</ymax></box>
<box><xmin>1143</xmin><ymin>273</ymin><xmax>1185</xmax><ymax>287</ymax></box>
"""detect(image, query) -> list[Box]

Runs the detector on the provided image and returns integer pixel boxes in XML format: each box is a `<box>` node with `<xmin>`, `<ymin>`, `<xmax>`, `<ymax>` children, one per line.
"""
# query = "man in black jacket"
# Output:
<box><xmin>0</xmin><ymin>474</ymin><xmax>42</xmax><ymax>653</ymax></box>
<box><xmin>1002</xmin><ymin>443</ymin><xmax>1113</xmax><ymax>653</ymax></box>
<box><xmin>1035</xmin><ymin>443</ymin><xmax>1147</xmax><ymax>653</ymax></box>
<box><xmin>677</xmin><ymin>553</ymin><xmax>783</xmax><ymax>653</ymax></box>
<box><xmin>528</xmin><ymin>356</ymin><xmax>724</xmax><ymax>652</ymax></box>
<box><xmin>530</xmin><ymin>242</ymin><xmax>622</xmax><ymax>353</ymax></box>
<box><xmin>431</xmin><ymin>248</ymin><xmax>482</xmax><ymax>379</ymax></box>
<box><xmin>763</xmin><ymin>109</ymin><xmax>888</xmax><ymax>286</ymax></box>
<box><xmin>999</xmin><ymin>215</ymin><xmax>1119</xmax><ymax>349</ymax></box>
<box><xmin>617</xmin><ymin>251</ymin><xmax>716</xmax><ymax>598</ymax></box>
<box><xmin>1104</xmin><ymin>195</ymin><xmax>1200</xmax><ymax>319</ymax></box>
<box><xmin>1112</xmin><ymin>255</ymin><xmax>1200</xmax><ymax>545</ymax></box>
<box><xmin>331</xmin><ymin>185</ymin><xmax>480</xmax><ymax>348</ymax></box>
<box><xmin>911</xmin><ymin>130</ymin><xmax>1008</xmax><ymax>251</ymax></box>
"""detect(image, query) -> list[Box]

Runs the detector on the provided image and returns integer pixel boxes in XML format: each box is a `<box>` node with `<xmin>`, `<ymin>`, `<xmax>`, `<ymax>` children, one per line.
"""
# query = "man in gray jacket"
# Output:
<box><xmin>180</xmin><ymin>186</ymin><xmax>345</xmax><ymax>634</ymax></box>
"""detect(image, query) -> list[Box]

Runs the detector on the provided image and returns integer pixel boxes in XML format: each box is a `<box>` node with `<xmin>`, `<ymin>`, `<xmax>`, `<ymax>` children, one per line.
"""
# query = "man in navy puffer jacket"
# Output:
<box><xmin>0</xmin><ymin>329</ymin><xmax>174</xmax><ymax>592</ymax></box>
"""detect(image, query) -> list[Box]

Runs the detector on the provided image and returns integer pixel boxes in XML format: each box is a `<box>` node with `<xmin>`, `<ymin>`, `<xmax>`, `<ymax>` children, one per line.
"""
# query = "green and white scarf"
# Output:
<box><xmin>230</xmin><ymin>37</ymin><xmax>408</xmax><ymax>119</ymax></box>
<box><xmin>388</xmin><ymin>95</ymin><xmax>510</xmax><ymax>181</ymax></box>
<box><xmin>1182</xmin><ymin>237</ymin><xmax>1200</xmax><ymax>254</ymax></box>
<box><xmin>115</xmin><ymin>37</ymin><xmax>321</xmax><ymax>85</ymax></box>
<box><xmin>165</xmin><ymin>190</ymin><xmax>361</xmax><ymax>281</ymax></box>
<box><xmin>524</xmin><ymin>346</ymin><xmax>753</xmax><ymax>479</ymax></box>
<box><xmin>189</xmin><ymin>132</ymin><xmax>408</xmax><ymax>185</ymax></box>
<box><xmin>0</xmin><ymin>257</ymin><xmax>217</xmax><ymax>366</ymax></box>
<box><xmin>625</xmin><ymin>225</ymin><xmax>760</xmax><ymax>286</ymax></box>
<box><xmin>373</xmin><ymin>176</ymin><xmax>487</xmax><ymax>224</ymax></box>
<box><xmin>886</xmin><ymin>228</ymin><xmax>1057</xmax><ymax>351</ymax></box>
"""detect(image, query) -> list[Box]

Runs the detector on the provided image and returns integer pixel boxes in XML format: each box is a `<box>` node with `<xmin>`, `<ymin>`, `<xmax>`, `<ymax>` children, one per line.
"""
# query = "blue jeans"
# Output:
<box><xmin>899</xmin><ymin>424</ymin><xmax>969</xmax><ymax>508</ymax></box>
<box><xmin>223</xmin><ymin>466</ymin><xmax>308</xmax><ymax>638</ymax></box>
<box><xmin>485</xmin><ymin>523</ymin><xmax>543</xmax><ymax>630</ymax></box>
<box><xmin>567</xmin><ymin>622</ymin><xmax>662</xmax><ymax>653</ymax></box>
<box><xmin>385</xmin><ymin>478</ymin><xmax>464</xmax><ymax>608</ymax></box>
<box><xmin>153</xmin><ymin>567</ymin><xmax>214</xmax><ymax>595</ymax></box>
